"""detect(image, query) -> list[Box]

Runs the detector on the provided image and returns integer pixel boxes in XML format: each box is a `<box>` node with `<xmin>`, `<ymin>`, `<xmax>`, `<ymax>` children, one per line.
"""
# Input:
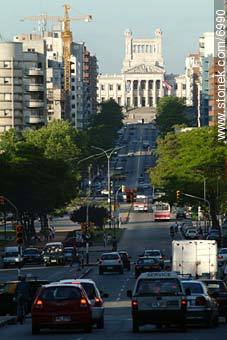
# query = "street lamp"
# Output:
<box><xmin>91</xmin><ymin>146</ymin><xmax>123</xmax><ymax>228</ymax></box>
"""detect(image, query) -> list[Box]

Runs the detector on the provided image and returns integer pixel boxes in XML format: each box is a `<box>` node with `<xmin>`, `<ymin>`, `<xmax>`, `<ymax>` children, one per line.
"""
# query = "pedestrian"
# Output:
<box><xmin>107</xmin><ymin>233</ymin><xmax>112</xmax><ymax>245</ymax></box>
<box><xmin>112</xmin><ymin>237</ymin><xmax>117</xmax><ymax>251</ymax></box>
<box><xmin>15</xmin><ymin>276</ymin><xmax>31</xmax><ymax>324</ymax></box>
<box><xmin>103</xmin><ymin>233</ymin><xmax>107</xmax><ymax>247</ymax></box>
<box><xmin>51</xmin><ymin>226</ymin><xmax>55</xmax><ymax>239</ymax></box>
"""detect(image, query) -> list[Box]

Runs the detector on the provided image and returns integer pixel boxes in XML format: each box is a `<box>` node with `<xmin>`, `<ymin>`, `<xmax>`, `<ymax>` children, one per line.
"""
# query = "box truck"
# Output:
<box><xmin>172</xmin><ymin>240</ymin><xmax>217</xmax><ymax>278</ymax></box>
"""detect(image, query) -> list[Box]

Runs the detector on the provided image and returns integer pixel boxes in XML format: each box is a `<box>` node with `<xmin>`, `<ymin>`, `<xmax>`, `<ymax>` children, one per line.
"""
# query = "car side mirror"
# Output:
<box><xmin>185</xmin><ymin>288</ymin><xmax>191</xmax><ymax>296</ymax></box>
<box><xmin>127</xmin><ymin>290</ymin><xmax>132</xmax><ymax>298</ymax></box>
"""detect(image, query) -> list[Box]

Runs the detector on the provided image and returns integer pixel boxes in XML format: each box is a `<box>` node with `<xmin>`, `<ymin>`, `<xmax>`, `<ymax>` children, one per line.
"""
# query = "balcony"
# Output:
<box><xmin>29</xmin><ymin>115</ymin><xmax>46</xmax><ymax>124</ymax></box>
<box><xmin>27</xmin><ymin>100</ymin><xmax>44</xmax><ymax>108</ymax></box>
<box><xmin>27</xmin><ymin>68</ymin><xmax>44</xmax><ymax>76</ymax></box>
<box><xmin>27</xmin><ymin>84</ymin><xmax>44</xmax><ymax>92</ymax></box>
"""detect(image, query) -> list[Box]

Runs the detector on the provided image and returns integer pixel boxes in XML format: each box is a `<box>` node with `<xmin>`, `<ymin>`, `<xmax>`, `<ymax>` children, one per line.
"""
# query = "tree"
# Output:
<box><xmin>149</xmin><ymin>127</ymin><xmax>227</xmax><ymax>229</ymax></box>
<box><xmin>70</xmin><ymin>205</ymin><xmax>108</xmax><ymax>228</ymax></box>
<box><xmin>156</xmin><ymin>96</ymin><xmax>188</xmax><ymax>136</ymax></box>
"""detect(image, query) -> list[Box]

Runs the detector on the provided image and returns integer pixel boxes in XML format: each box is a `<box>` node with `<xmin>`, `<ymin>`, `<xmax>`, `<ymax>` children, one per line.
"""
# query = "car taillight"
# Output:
<box><xmin>132</xmin><ymin>300</ymin><xmax>138</xmax><ymax>309</ymax></box>
<box><xmin>94</xmin><ymin>297</ymin><xmax>103</xmax><ymax>307</ymax></box>
<box><xmin>195</xmin><ymin>296</ymin><xmax>207</xmax><ymax>306</ymax></box>
<box><xmin>34</xmin><ymin>299</ymin><xmax>43</xmax><ymax>309</ymax></box>
<box><xmin>181</xmin><ymin>299</ymin><xmax>187</xmax><ymax>306</ymax></box>
<box><xmin>218</xmin><ymin>255</ymin><xmax>223</xmax><ymax>260</ymax></box>
<box><xmin>80</xmin><ymin>297</ymin><xmax>88</xmax><ymax>308</ymax></box>
<box><xmin>160</xmin><ymin>256</ymin><xmax>163</xmax><ymax>259</ymax></box>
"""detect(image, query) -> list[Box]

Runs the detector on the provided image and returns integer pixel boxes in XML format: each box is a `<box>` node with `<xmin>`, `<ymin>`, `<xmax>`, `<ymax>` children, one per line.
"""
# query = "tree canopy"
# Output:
<box><xmin>156</xmin><ymin>96</ymin><xmax>188</xmax><ymax>136</ymax></box>
<box><xmin>149</xmin><ymin>127</ymin><xmax>227</xmax><ymax>228</ymax></box>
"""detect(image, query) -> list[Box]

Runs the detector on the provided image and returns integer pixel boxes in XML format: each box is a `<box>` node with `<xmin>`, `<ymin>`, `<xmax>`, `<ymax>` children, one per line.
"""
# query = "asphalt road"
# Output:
<box><xmin>1</xmin><ymin>212</ymin><xmax>227</xmax><ymax>339</ymax></box>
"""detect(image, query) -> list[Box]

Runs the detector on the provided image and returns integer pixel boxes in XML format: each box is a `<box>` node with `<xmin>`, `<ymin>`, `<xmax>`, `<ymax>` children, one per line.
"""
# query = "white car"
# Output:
<box><xmin>60</xmin><ymin>279</ymin><xmax>108</xmax><ymax>328</ymax></box>
<box><xmin>127</xmin><ymin>152</ymin><xmax>134</xmax><ymax>157</ymax></box>
<box><xmin>98</xmin><ymin>252</ymin><xmax>123</xmax><ymax>274</ymax></box>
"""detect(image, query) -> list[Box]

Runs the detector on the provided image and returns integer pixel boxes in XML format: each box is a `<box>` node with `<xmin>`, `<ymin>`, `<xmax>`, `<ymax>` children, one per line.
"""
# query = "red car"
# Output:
<box><xmin>31</xmin><ymin>283</ymin><xmax>92</xmax><ymax>334</ymax></box>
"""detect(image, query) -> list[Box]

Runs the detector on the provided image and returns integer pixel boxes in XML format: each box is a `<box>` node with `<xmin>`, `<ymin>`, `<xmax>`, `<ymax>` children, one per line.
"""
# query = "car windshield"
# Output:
<box><xmin>137</xmin><ymin>258</ymin><xmax>157</xmax><ymax>265</ymax></box>
<box><xmin>203</xmin><ymin>281</ymin><xmax>227</xmax><ymax>293</ymax></box>
<box><xmin>24</xmin><ymin>249</ymin><xmax>39</xmax><ymax>255</ymax></box>
<box><xmin>64</xmin><ymin>249</ymin><xmax>73</xmax><ymax>254</ymax></box>
<box><xmin>136</xmin><ymin>279</ymin><xmax>181</xmax><ymax>296</ymax></box>
<box><xmin>80</xmin><ymin>283</ymin><xmax>97</xmax><ymax>299</ymax></box>
<box><xmin>40</xmin><ymin>286</ymin><xmax>81</xmax><ymax>301</ymax></box>
<box><xmin>101</xmin><ymin>254</ymin><xmax>119</xmax><ymax>260</ymax></box>
<box><xmin>182</xmin><ymin>282</ymin><xmax>204</xmax><ymax>294</ymax></box>
<box><xmin>144</xmin><ymin>251</ymin><xmax>160</xmax><ymax>256</ymax></box>
<box><xmin>220</xmin><ymin>249</ymin><xmax>227</xmax><ymax>255</ymax></box>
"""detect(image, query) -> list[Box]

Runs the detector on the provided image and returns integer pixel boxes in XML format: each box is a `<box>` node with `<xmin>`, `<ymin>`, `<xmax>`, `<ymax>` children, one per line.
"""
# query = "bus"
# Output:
<box><xmin>133</xmin><ymin>195</ymin><xmax>149</xmax><ymax>212</ymax></box>
<box><xmin>153</xmin><ymin>202</ymin><xmax>171</xmax><ymax>221</ymax></box>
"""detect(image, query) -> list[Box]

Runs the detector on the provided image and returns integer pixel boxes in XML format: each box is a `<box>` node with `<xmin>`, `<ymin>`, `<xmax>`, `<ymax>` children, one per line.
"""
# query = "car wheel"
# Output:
<box><xmin>132</xmin><ymin>319</ymin><xmax>139</xmax><ymax>333</ymax></box>
<box><xmin>32</xmin><ymin>324</ymin><xmax>40</xmax><ymax>334</ymax></box>
<box><xmin>97</xmin><ymin>316</ymin><xmax>104</xmax><ymax>329</ymax></box>
<box><xmin>84</xmin><ymin>324</ymin><xmax>93</xmax><ymax>333</ymax></box>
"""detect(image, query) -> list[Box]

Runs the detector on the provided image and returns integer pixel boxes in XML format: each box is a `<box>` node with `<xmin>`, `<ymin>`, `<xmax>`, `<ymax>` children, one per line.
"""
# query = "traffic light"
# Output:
<box><xmin>0</xmin><ymin>195</ymin><xmax>4</xmax><ymax>205</ymax></box>
<box><xmin>16</xmin><ymin>224</ymin><xmax>24</xmax><ymax>245</ymax></box>
<box><xmin>176</xmin><ymin>190</ymin><xmax>181</xmax><ymax>200</ymax></box>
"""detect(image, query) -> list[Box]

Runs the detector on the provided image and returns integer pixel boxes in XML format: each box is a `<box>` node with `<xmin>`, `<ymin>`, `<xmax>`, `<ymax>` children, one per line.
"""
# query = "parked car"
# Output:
<box><xmin>23</xmin><ymin>248</ymin><xmax>42</xmax><ymax>265</ymax></box>
<box><xmin>31</xmin><ymin>283</ymin><xmax>92</xmax><ymax>334</ymax></box>
<box><xmin>63</xmin><ymin>236</ymin><xmax>84</xmax><ymax>248</ymax></box>
<box><xmin>135</xmin><ymin>257</ymin><xmax>161</xmax><ymax>279</ymax></box>
<box><xmin>118</xmin><ymin>251</ymin><xmax>131</xmax><ymax>271</ymax></box>
<box><xmin>201</xmin><ymin>279</ymin><xmax>227</xmax><ymax>322</ymax></box>
<box><xmin>60</xmin><ymin>279</ymin><xmax>108</xmax><ymax>328</ymax></box>
<box><xmin>185</xmin><ymin>229</ymin><xmax>198</xmax><ymax>240</ymax></box>
<box><xmin>218</xmin><ymin>248</ymin><xmax>227</xmax><ymax>263</ymax></box>
<box><xmin>98</xmin><ymin>252</ymin><xmax>123</xmax><ymax>275</ymax></box>
<box><xmin>2</xmin><ymin>246</ymin><xmax>24</xmax><ymax>269</ymax></box>
<box><xmin>181</xmin><ymin>280</ymin><xmax>219</xmax><ymax>327</ymax></box>
<box><xmin>42</xmin><ymin>242</ymin><xmax>65</xmax><ymax>266</ymax></box>
<box><xmin>0</xmin><ymin>279</ymin><xmax>49</xmax><ymax>315</ymax></box>
<box><xmin>142</xmin><ymin>249</ymin><xmax>165</xmax><ymax>268</ymax></box>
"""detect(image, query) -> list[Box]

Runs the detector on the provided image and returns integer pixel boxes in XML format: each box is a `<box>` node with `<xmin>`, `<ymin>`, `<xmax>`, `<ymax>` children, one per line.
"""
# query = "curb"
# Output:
<box><xmin>79</xmin><ymin>267</ymin><xmax>92</xmax><ymax>279</ymax></box>
<box><xmin>0</xmin><ymin>316</ymin><xmax>17</xmax><ymax>328</ymax></box>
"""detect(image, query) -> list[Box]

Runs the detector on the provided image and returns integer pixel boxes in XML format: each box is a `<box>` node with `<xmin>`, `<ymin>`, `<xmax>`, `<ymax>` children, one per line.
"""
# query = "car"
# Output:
<box><xmin>201</xmin><ymin>279</ymin><xmax>227</xmax><ymax>322</ymax></box>
<box><xmin>3</xmin><ymin>246</ymin><xmax>24</xmax><ymax>268</ymax></box>
<box><xmin>63</xmin><ymin>235</ymin><xmax>84</xmax><ymax>248</ymax></box>
<box><xmin>0</xmin><ymin>279</ymin><xmax>49</xmax><ymax>316</ymax></box>
<box><xmin>127</xmin><ymin>272</ymin><xmax>188</xmax><ymax>332</ymax></box>
<box><xmin>218</xmin><ymin>248</ymin><xmax>227</xmax><ymax>263</ymax></box>
<box><xmin>60</xmin><ymin>279</ymin><xmax>108</xmax><ymax>328</ymax></box>
<box><xmin>176</xmin><ymin>212</ymin><xmax>187</xmax><ymax>220</ymax></box>
<box><xmin>98</xmin><ymin>252</ymin><xmax>123</xmax><ymax>275</ymax></box>
<box><xmin>185</xmin><ymin>229</ymin><xmax>198</xmax><ymax>240</ymax></box>
<box><xmin>181</xmin><ymin>280</ymin><xmax>219</xmax><ymax>327</ymax></box>
<box><xmin>127</xmin><ymin>152</ymin><xmax>134</xmax><ymax>157</ymax></box>
<box><xmin>118</xmin><ymin>251</ymin><xmax>131</xmax><ymax>271</ymax></box>
<box><xmin>142</xmin><ymin>249</ymin><xmax>165</xmax><ymax>268</ymax></box>
<box><xmin>206</xmin><ymin>232</ymin><xmax>221</xmax><ymax>245</ymax></box>
<box><xmin>135</xmin><ymin>257</ymin><xmax>161</xmax><ymax>278</ymax></box>
<box><xmin>63</xmin><ymin>247</ymin><xmax>78</xmax><ymax>263</ymax></box>
<box><xmin>31</xmin><ymin>283</ymin><xmax>92</xmax><ymax>334</ymax></box>
<box><xmin>23</xmin><ymin>248</ymin><xmax>43</xmax><ymax>265</ymax></box>
<box><xmin>42</xmin><ymin>242</ymin><xmax>65</xmax><ymax>266</ymax></box>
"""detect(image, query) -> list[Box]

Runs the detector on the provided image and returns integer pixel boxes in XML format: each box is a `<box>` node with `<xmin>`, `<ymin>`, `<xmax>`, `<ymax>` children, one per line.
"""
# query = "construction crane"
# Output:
<box><xmin>21</xmin><ymin>4</ymin><xmax>92</xmax><ymax>119</ymax></box>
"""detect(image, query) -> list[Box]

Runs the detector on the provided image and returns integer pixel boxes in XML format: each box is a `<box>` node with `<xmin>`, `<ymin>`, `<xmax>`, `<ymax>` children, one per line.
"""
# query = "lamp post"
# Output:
<box><xmin>92</xmin><ymin>146</ymin><xmax>123</xmax><ymax>228</ymax></box>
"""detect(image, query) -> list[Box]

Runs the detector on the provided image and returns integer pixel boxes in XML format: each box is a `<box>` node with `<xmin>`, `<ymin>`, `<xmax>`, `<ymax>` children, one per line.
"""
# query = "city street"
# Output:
<box><xmin>1</xmin><ymin>212</ymin><xmax>227</xmax><ymax>338</ymax></box>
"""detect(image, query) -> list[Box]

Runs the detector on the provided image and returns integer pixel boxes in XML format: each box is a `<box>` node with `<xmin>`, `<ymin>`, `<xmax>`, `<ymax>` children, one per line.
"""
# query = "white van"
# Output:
<box><xmin>3</xmin><ymin>246</ymin><xmax>23</xmax><ymax>268</ymax></box>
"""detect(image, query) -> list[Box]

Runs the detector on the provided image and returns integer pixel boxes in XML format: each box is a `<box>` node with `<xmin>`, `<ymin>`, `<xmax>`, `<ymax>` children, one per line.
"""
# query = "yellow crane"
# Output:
<box><xmin>21</xmin><ymin>4</ymin><xmax>92</xmax><ymax>118</ymax></box>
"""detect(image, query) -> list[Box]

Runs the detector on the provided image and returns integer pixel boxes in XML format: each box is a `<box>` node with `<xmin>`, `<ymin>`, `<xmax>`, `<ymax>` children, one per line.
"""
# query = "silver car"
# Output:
<box><xmin>98</xmin><ymin>252</ymin><xmax>123</xmax><ymax>274</ymax></box>
<box><xmin>181</xmin><ymin>280</ymin><xmax>219</xmax><ymax>327</ymax></box>
<box><xmin>60</xmin><ymin>279</ymin><xmax>108</xmax><ymax>328</ymax></box>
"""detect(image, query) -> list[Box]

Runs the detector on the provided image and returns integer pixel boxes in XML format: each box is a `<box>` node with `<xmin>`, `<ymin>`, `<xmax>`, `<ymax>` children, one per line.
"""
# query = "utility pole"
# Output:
<box><xmin>85</xmin><ymin>164</ymin><xmax>92</xmax><ymax>265</ymax></box>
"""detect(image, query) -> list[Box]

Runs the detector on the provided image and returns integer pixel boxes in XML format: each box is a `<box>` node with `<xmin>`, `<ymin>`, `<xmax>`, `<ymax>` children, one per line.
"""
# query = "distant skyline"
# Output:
<box><xmin>0</xmin><ymin>0</ymin><xmax>214</xmax><ymax>75</ymax></box>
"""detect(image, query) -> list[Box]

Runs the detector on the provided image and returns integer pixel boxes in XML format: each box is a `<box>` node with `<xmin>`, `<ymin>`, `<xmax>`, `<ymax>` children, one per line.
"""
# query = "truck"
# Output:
<box><xmin>172</xmin><ymin>240</ymin><xmax>217</xmax><ymax>279</ymax></box>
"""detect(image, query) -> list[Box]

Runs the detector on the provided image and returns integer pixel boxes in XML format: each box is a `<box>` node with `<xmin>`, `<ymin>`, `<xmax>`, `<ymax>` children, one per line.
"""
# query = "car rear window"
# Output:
<box><xmin>144</xmin><ymin>251</ymin><xmax>160</xmax><ymax>256</ymax></box>
<box><xmin>80</xmin><ymin>283</ymin><xmax>97</xmax><ymax>299</ymax></box>
<box><xmin>135</xmin><ymin>279</ymin><xmax>181</xmax><ymax>296</ymax></box>
<box><xmin>24</xmin><ymin>249</ymin><xmax>39</xmax><ymax>255</ymax></box>
<box><xmin>182</xmin><ymin>282</ymin><xmax>204</xmax><ymax>294</ymax></box>
<box><xmin>137</xmin><ymin>258</ymin><xmax>157</xmax><ymax>265</ymax></box>
<box><xmin>101</xmin><ymin>254</ymin><xmax>119</xmax><ymax>260</ymax></box>
<box><xmin>220</xmin><ymin>249</ymin><xmax>227</xmax><ymax>255</ymax></box>
<box><xmin>40</xmin><ymin>286</ymin><xmax>81</xmax><ymax>301</ymax></box>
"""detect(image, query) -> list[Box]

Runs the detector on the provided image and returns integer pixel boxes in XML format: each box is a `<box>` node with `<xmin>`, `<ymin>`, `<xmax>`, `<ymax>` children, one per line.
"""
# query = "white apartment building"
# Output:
<box><xmin>0</xmin><ymin>41</ymin><xmax>46</xmax><ymax>132</ymax></box>
<box><xmin>185</xmin><ymin>53</ymin><xmax>200</xmax><ymax>107</ymax></box>
<box><xmin>97</xmin><ymin>29</ymin><xmax>165</xmax><ymax>109</ymax></box>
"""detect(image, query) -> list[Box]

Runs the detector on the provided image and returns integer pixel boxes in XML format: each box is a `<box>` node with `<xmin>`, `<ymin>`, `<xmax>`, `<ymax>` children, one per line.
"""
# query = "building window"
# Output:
<box><xmin>127</xmin><ymin>97</ymin><xmax>130</xmax><ymax>107</ymax></box>
<box><xmin>141</xmin><ymin>97</ymin><xmax>146</xmax><ymax>107</ymax></box>
<box><xmin>156</xmin><ymin>80</ymin><xmax>160</xmax><ymax>90</ymax></box>
<box><xmin>149</xmin><ymin>97</ymin><xmax>153</xmax><ymax>106</ymax></box>
<box><xmin>141</xmin><ymin>80</ymin><xmax>146</xmax><ymax>90</ymax></box>
<box><xmin>133</xmin><ymin>81</ymin><xmax>138</xmax><ymax>90</ymax></box>
<box><xmin>109</xmin><ymin>84</ymin><xmax>113</xmax><ymax>91</ymax></box>
<box><xmin>148</xmin><ymin>80</ymin><xmax>153</xmax><ymax>89</ymax></box>
<box><xmin>71</xmin><ymin>86</ymin><xmax>75</xmax><ymax>91</ymax></box>
<box><xmin>134</xmin><ymin>97</ymin><xmax>138</xmax><ymax>107</ymax></box>
<box><xmin>72</xmin><ymin>95</ymin><xmax>75</xmax><ymax>100</ymax></box>
<box><xmin>182</xmin><ymin>84</ymin><xmax>186</xmax><ymax>90</ymax></box>
<box><xmin>72</xmin><ymin>78</ymin><xmax>75</xmax><ymax>82</ymax></box>
<box><xmin>101</xmin><ymin>84</ymin><xmax>105</xmax><ymax>91</ymax></box>
<box><xmin>101</xmin><ymin>97</ymin><xmax>105</xmax><ymax>102</ymax></box>
<box><xmin>117</xmin><ymin>97</ymin><xmax>121</xmax><ymax>105</ymax></box>
<box><xmin>72</xmin><ymin>104</ymin><xmax>75</xmax><ymax>109</ymax></box>
<box><xmin>117</xmin><ymin>84</ymin><xmax>121</xmax><ymax>91</ymax></box>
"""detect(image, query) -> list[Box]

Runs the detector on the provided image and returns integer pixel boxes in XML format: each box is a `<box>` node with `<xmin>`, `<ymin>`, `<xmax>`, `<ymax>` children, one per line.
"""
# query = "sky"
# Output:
<box><xmin>0</xmin><ymin>0</ymin><xmax>214</xmax><ymax>75</ymax></box>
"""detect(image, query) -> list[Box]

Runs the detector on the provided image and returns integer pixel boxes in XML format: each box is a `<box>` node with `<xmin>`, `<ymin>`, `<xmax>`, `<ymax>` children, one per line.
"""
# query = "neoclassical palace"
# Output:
<box><xmin>97</xmin><ymin>29</ymin><xmax>166</xmax><ymax>109</ymax></box>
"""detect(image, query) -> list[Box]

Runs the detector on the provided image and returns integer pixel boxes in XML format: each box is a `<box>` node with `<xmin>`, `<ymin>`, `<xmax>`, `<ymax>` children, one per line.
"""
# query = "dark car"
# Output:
<box><xmin>63</xmin><ymin>247</ymin><xmax>78</xmax><ymax>263</ymax></box>
<box><xmin>63</xmin><ymin>237</ymin><xmax>84</xmax><ymax>248</ymax></box>
<box><xmin>23</xmin><ymin>248</ymin><xmax>42</xmax><ymax>265</ymax></box>
<box><xmin>0</xmin><ymin>279</ymin><xmax>49</xmax><ymax>315</ymax></box>
<box><xmin>118</xmin><ymin>251</ymin><xmax>131</xmax><ymax>271</ymax></box>
<box><xmin>176</xmin><ymin>212</ymin><xmax>186</xmax><ymax>220</ymax></box>
<box><xmin>135</xmin><ymin>257</ymin><xmax>161</xmax><ymax>279</ymax></box>
<box><xmin>42</xmin><ymin>242</ymin><xmax>65</xmax><ymax>266</ymax></box>
<box><xmin>202</xmin><ymin>279</ymin><xmax>227</xmax><ymax>322</ymax></box>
